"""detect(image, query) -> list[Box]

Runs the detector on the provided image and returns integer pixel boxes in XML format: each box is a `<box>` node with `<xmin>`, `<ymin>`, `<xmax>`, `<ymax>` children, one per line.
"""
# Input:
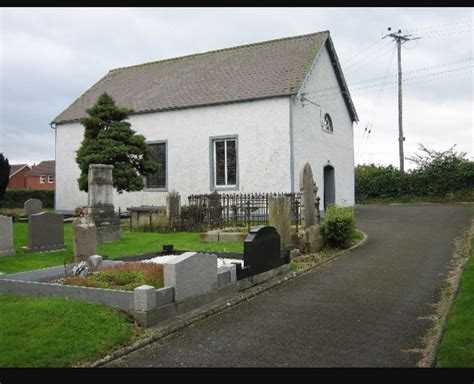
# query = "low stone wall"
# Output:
<box><xmin>0</xmin><ymin>257</ymin><xmax>236</xmax><ymax>327</ymax></box>
<box><xmin>200</xmin><ymin>229</ymin><xmax>248</xmax><ymax>244</ymax></box>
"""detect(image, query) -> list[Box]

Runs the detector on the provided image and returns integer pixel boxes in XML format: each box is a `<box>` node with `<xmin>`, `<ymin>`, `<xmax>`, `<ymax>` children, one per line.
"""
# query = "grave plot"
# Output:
<box><xmin>0</xmin><ymin>224</ymin><xmax>292</xmax><ymax>327</ymax></box>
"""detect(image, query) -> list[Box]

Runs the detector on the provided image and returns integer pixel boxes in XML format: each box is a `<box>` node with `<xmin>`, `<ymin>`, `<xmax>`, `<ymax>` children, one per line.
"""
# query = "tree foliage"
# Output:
<box><xmin>76</xmin><ymin>93</ymin><xmax>159</xmax><ymax>193</ymax></box>
<box><xmin>355</xmin><ymin>144</ymin><xmax>474</xmax><ymax>201</ymax></box>
<box><xmin>0</xmin><ymin>153</ymin><xmax>10</xmax><ymax>200</ymax></box>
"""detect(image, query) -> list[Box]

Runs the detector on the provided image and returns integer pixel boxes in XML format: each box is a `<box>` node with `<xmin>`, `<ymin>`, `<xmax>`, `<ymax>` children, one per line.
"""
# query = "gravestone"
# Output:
<box><xmin>24</xmin><ymin>199</ymin><xmax>43</xmax><ymax>216</ymax></box>
<box><xmin>268</xmin><ymin>196</ymin><xmax>291</xmax><ymax>249</ymax></box>
<box><xmin>23</xmin><ymin>212</ymin><xmax>67</xmax><ymax>253</ymax></box>
<box><xmin>299</xmin><ymin>162</ymin><xmax>318</xmax><ymax>228</ymax></box>
<box><xmin>0</xmin><ymin>215</ymin><xmax>15</xmax><ymax>256</ymax></box>
<box><xmin>208</xmin><ymin>191</ymin><xmax>223</xmax><ymax>227</ymax></box>
<box><xmin>239</xmin><ymin>226</ymin><xmax>287</xmax><ymax>279</ymax></box>
<box><xmin>72</xmin><ymin>216</ymin><xmax>97</xmax><ymax>262</ymax></box>
<box><xmin>166</xmin><ymin>190</ymin><xmax>181</xmax><ymax>220</ymax></box>
<box><xmin>163</xmin><ymin>252</ymin><xmax>217</xmax><ymax>301</ymax></box>
<box><xmin>86</xmin><ymin>164</ymin><xmax>122</xmax><ymax>243</ymax></box>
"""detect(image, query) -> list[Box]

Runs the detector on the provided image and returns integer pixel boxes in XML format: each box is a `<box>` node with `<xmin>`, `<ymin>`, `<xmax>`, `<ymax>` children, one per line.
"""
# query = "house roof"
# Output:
<box><xmin>9</xmin><ymin>164</ymin><xmax>31</xmax><ymax>178</ymax></box>
<box><xmin>25</xmin><ymin>161</ymin><xmax>55</xmax><ymax>176</ymax></box>
<box><xmin>53</xmin><ymin>31</ymin><xmax>357</xmax><ymax>124</ymax></box>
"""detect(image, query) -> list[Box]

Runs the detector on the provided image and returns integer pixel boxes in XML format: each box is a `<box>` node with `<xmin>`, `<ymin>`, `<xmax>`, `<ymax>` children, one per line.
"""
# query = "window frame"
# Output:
<box><xmin>144</xmin><ymin>140</ymin><xmax>168</xmax><ymax>192</ymax></box>
<box><xmin>322</xmin><ymin>113</ymin><xmax>334</xmax><ymax>134</ymax></box>
<box><xmin>209</xmin><ymin>135</ymin><xmax>239</xmax><ymax>191</ymax></box>
<box><xmin>39</xmin><ymin>175</ymin><xmax>46</xmax><ymax>184</ymax></box>
<box><xmin>48</xmin><ymin>175</ymin><xmax>54</xmax><ymax>184</ymax></box>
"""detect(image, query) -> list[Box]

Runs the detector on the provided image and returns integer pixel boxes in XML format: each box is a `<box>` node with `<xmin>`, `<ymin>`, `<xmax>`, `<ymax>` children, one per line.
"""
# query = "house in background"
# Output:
<box><xmin>8</xmin><ymin>164</ymin><xmax>32</xmax><ymax>190</ymax></box>
<box><xmin>52</xmin><ymin>30</ymin><xmax>358</xmax><ymax>213</ymax></box>
<box><xmin>24</xmin><ymin>160</ymin><xmax>55</xmax><ymax>190</ymax></box>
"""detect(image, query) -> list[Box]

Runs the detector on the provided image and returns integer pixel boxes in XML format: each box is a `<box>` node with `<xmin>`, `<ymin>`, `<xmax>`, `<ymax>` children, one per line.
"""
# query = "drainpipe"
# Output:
<box><xmin>49</xmin><ymin>122</ymin><xmax>57</xmax><ymax>212</ymax></box>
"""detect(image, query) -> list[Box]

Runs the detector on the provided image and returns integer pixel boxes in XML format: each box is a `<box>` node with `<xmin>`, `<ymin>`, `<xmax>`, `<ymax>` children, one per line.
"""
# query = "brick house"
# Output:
<box><xmin>25</xmin><ymin>160</ymin><xmax>56</xmax><ymax>190</ymax></box>
<box><xmin>8</xmin><ymin>164</ymin><xmax>32</xmax><ymax>190</ymax></box>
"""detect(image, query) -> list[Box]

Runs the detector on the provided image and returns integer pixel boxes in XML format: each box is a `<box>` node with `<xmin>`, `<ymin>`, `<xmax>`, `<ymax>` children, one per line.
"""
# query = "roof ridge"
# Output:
<box><xmin>109</xmin><ymin>30</ymin><xmax>329</xmax><ymax>73</ymax></box>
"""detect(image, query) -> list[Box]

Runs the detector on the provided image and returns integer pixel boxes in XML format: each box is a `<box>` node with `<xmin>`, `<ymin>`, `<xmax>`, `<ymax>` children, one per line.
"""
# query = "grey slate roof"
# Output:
<box><xmin>53</xmin><ymin>31</ymin><xmax>357</xmax><ymax>124</ymax></box>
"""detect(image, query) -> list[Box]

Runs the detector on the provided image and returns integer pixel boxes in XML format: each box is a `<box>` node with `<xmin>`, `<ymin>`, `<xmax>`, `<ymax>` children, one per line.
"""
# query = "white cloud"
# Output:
<box><xmin>0</xmin><ymin>7</ymin><xmax>472</xmax><ymax>168</ymax></box>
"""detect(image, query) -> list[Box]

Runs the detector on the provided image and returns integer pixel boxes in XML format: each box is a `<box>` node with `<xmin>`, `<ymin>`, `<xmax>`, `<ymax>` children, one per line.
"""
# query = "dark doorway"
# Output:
<box><xmin>324</xmin><ymin>165</ymin><xmax>335</xmax><ymax>210</ymax></box>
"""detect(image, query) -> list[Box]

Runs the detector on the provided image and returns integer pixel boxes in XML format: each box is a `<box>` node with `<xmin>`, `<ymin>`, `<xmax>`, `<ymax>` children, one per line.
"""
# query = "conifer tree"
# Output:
<box><xmin>0</xmin><ymin>153</ymin><xmax>10</xmax><ymax>201</ymax></box>
<box><xmin>76</xmin><ymin>93</ymin><xmax>158</xmax><ymax>193</ymax></box>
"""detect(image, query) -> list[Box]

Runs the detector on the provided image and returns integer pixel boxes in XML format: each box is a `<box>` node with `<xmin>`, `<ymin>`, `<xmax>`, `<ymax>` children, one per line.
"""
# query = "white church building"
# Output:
<box><xmin>52</xmin><ymin>30</ymin><xmax>358</xmax><ymax>213</ymax></box>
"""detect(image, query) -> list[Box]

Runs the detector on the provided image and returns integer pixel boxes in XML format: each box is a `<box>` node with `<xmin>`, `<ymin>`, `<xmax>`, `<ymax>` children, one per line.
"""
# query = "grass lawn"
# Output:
<box><xmin>0</xmin><ymin>222</ymin><xmax>243</xmax><ymax>274</ymax></box>
<box><xmin>0</xmin><ymin>294</ymin><xmax>142</xmax><ymax>367</ymax></box>
<box><xmin>436</xmin><ymin>236</ymin><xmax>474</xmax><ymax>367</ymax></box>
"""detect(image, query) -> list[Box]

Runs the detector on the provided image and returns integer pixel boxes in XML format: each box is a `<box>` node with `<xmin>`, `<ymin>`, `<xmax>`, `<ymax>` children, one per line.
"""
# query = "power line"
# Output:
<box><xmin>306</xmin><ymin>57</ymin><xmax>474</xmax><ymax>96</ymax></box>
<box><xmin>356</xmin><ymin>46</ymin><xmax>397</xmax><ymax>162</ymax></box>
<box><xmin>303</xmin><ymin>64</ymin><xmax>473</xmax><ymax>100</ymax></box>
<box><xmin>302</xmin><ymin>68</ymin><xmax>472</xmax><ymax>105</ymax></box>
<box><xmin>340</xmin><ymin>39</ymin><xmax>387</xmax><ymax>66</ymax></box>
<box><xmin>404</xmin><ymin>19</ymin><xmax>472</xmax><ymax>34</ymax></box>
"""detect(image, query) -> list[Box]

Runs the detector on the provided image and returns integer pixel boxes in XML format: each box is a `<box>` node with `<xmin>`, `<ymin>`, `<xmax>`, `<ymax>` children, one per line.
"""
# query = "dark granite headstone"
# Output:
<box><xmin>23</xmin><ymin>212</ymin><xmax>67</xmax><ymax>253</ymax></box>
<box><xmin>236</xmin><ymin>226</ymin><xmax>288</xmax><ymax>280</ymax></box>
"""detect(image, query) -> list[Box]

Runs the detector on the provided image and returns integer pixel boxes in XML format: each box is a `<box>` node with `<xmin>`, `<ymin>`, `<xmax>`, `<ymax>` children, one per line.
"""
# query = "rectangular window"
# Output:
<box><xmin>213</xmin><ymin>138</ymin><xmax>237</xmax><ymax>187</ymax></box>
<box><xmin>39</xmin><ymin>175</ymin><xmax>46</xmax><ymax>184</ymax></box>
<box><xmin>48</xmin><ymin>175</ymin><xmax>54</xmax><ymax>184</ymax></box>
<box><xmin>146</xmin><ymin>142</ymin><xmax>167</xmax><ymax>189</ymax></box>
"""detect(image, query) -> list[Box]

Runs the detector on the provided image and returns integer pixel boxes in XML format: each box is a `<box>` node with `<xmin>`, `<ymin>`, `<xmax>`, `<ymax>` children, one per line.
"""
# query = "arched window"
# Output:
<box><xmin>323</xmin><ymin>113</ymin><xmax>333</xmax><ymax>133</ymax></box>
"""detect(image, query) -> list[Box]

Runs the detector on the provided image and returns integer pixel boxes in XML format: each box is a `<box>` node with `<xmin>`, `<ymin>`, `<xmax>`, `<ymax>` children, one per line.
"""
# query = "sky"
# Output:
<box><xmin>0</xmin><ymin>7</ymin><xmax>472</xmax><ymax>170</ymax></box>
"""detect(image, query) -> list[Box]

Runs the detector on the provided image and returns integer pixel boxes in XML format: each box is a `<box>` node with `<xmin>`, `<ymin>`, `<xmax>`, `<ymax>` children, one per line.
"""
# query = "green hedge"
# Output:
<box><xmin>0</xmin><ymin>190</ymin><xmax>54</xmax><ymax>209</ymax></box>
<box><xmin>355</xmin><ymin>146</ymin><xmax>474</xmax><ymax>201</ymax></box>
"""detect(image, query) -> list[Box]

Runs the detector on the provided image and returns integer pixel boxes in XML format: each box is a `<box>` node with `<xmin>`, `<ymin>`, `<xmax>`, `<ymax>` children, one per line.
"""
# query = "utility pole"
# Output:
<box><xmin>383</xmin><ymin>28</ymin><xmax>419</xmax><ymax>173</ymax></box>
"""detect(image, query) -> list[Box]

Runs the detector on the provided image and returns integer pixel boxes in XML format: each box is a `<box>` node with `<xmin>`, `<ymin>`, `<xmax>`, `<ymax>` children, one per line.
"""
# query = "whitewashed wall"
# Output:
<box><xmin>291</xmin><ymin>43</ymin><xmax>355</xmax><ymax>208</ymax></box>
<box><xmin>55</xmin><ymin>97</ymin><xmax>291</xmax><ymax>212</ymax></box>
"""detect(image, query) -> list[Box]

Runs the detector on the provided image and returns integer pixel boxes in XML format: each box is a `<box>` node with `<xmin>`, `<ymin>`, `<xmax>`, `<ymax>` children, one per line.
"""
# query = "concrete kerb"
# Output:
<box><xmin>86</xmin><ymin>230</ymin><xmax>369</xmax><ymax>368</ymax></box>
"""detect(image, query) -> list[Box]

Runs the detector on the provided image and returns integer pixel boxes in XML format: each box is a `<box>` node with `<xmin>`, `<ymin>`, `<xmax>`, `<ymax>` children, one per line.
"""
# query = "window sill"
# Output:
<box><xmin>143</xmin><ymin>188</ymin><xmax>168</xmax><ymax>192</ymax></box>
<box><xmin>211</xmin><ymin>186</ymin><xmax>239</xmax><ymax>192</ymax></box>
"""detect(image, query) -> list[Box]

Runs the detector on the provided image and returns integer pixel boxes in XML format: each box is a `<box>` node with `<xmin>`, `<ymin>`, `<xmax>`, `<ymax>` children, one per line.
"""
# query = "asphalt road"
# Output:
<box><xmin>106</xmin><ymin>204</ymin><xmax>471</xmax><ymax>367</ymax></box>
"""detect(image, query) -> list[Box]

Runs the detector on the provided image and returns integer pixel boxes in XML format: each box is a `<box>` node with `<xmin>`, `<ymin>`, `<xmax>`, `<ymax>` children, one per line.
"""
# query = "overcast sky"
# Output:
<box><xmin>0</xmin><ymin>7</ymin><xmax>472</xmax><ymax>169</ymax></box>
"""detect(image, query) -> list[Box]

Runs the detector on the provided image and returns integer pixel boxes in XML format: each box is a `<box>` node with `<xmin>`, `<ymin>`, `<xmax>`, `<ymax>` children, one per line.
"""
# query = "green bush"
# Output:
<box><xmin>355</xmin><ymin>145</ymin><xmax>474</xmax><ymax>202</ymax></box>
<box><xmin>0</xmin><ymin>190</ymin><xmax>54</xmax><ymax>209</ymax></box>
<box><xmin>321</xmin><ymin>205</ymin><xmax>356</xmax><ymax>248</ymax></box>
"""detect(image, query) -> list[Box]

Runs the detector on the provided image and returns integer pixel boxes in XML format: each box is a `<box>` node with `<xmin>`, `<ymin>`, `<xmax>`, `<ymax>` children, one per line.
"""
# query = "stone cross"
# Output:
<box><xmin>0</xmin><ymin>215</ymin><xmax>15</xmax><ymax>256</ymax></box>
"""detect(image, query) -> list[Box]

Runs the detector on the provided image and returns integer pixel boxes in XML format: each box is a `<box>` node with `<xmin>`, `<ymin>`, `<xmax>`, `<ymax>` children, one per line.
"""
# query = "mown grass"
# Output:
<box><xmin>0</xmin><ymin>223</ymin><xmax>243</xmax><ymax>274</ymax></box>
<box><xmin>436</xmin><ymin>236</ymin><xmax>474</xmax><ymax>367</ymax></box>
<box><xmin>0</xmin><ymin>294</ymin><xmax>142</xmax><ymax>367</ymax></box>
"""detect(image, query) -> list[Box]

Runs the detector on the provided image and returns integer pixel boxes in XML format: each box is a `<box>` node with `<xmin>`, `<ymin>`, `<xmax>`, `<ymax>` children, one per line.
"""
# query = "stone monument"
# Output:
<box><xmin>23</xmin><ymin>212</ymin><xmax>67</xmax><ymax>253</ymax></box>
<box><xmin>166</xmin><ymin>190</ymin><xmax>181</xmax><ymax>220</ymax></box>
<box><xmin>296</xmin><ymin>162</ymin><xmax>323</xmax><ymax>253</ymax></box>
<box><xmin>268</xmin><ymin>196</ymin><xmax>291</xmax><ymax>249</ymax></box>
<box><xmin>0</xmin><ymin>215</ymin><xmax>15</xmax><ymax>256</ymax></box>
<box><xmin>72</xmin><ymin>215</ymin><xmax>98</xmax><ymax>262</ymax></box>
<box><xmin>86</xmin><ymin>164</ymin><xmax>122</xmax><ymax>243</ymax></box>
<box><xmin>24</xmin><ymin>199</ymin><xmax>43</xmax><ymax>216</ymax></box>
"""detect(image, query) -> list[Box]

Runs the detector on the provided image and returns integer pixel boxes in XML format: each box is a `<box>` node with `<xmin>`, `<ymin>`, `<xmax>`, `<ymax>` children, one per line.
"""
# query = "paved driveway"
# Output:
<box><xmin>106</xmin><ymin>204</ymin><xmax>471</xmax><ymax>367</ymax></box>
